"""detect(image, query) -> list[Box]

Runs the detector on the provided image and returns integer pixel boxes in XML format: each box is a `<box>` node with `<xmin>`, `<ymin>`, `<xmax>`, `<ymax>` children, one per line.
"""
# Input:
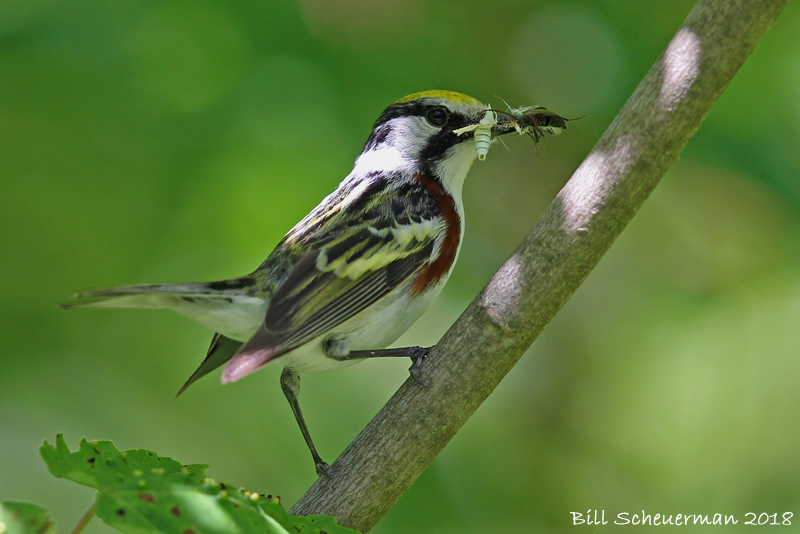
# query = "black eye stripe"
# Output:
<box><xmin>372</xmin><ymin>100</ymin><xmax>458</xmax><ymax>129</ymax></box>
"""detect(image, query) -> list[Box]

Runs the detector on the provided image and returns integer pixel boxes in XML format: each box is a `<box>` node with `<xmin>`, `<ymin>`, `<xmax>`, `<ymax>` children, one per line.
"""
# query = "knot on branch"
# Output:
<box><xmin>480</xmin><ymin>253</ymin><xmax>526</xmax><ymax>333</ymax></box>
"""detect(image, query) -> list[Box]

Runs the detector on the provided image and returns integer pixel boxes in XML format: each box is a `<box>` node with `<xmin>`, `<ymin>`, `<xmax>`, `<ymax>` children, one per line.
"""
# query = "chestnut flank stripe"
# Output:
<box><xmin>410</xmin><ymin>173</ymin><xmax>460</xmax><ymax>294</ymax></box>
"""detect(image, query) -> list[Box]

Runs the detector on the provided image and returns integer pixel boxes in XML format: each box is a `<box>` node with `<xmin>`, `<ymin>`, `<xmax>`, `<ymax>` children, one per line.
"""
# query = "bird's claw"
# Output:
<box><xmin>409</xmin><ymin>347</ymin><xmax>432</xmax><ymax>387</ymax></box>
<box><xmin>315</xmin><ymin>460</ymin><xmax>331</xmax><ymax>477</ymax></box>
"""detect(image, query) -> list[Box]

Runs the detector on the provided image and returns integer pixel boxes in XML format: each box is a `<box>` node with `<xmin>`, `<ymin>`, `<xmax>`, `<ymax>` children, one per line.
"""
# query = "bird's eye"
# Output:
<box><xmin>425</xmin><ymin>107</ymin><xmax>449</xmax><ymax>127</ymax></box>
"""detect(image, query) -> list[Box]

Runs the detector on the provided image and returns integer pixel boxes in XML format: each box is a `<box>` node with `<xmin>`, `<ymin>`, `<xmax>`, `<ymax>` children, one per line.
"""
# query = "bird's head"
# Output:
<box><xmin>352</xmin><ymin>90</ymin><xmax>561</xmax><ymax>195</ymax></box>
<box><xmin>354</xmin><ymin>91</ymin><xmax>490</xmax><ymax>194</ymax></box>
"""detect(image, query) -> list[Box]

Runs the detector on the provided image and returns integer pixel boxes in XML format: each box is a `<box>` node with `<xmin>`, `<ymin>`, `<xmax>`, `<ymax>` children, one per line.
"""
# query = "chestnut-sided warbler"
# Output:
<box><xmin>66</xmin><ymin>90</ymin><xmax>568</xmax><ymax>475</ymax></box>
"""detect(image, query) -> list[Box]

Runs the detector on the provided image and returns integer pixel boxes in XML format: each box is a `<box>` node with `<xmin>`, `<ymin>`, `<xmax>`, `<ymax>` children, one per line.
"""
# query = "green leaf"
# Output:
<box><xmin>96</xmin><ymin>484</ymin><xmax>290</xmax><ymax>534</ymax></box>
<box><xmin>40</xmin><ymin>434</ymin><xmax>208</xmax><ymax>490</ymax></box>
<box><xmin>0</xmin><ymin>501</ymin><xmax>55</xmax><ymax>534</ymax></box>
<box><xmin>257</xmin><ymin>498</ymin><xmax>361</xmax><ymax>534</ymax></box>
<box><xmin>40</xmin><ymin>436</ymin><xmax>359</xmax><ymax>534</ymax></box>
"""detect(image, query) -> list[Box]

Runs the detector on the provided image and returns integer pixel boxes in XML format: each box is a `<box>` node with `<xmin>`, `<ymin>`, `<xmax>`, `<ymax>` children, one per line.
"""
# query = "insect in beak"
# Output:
<box><xmin>452</xmin><ymin>110</ymin><xmax>497</xmax><ymax>161</ymax></box>
<box><xmin>453</xmin><ymin>102</ymin><xmax>578</xmax><ymax>161</ymax></box>
<box><xmin>492</xmin><ymin>106</ymin><xmax>575</xmax><ymax>143</ymax></box>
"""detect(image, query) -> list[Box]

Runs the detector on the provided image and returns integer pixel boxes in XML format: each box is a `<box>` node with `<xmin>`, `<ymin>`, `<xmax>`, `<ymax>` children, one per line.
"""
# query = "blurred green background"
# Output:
<box><xmin>2</xmin><ymin>0</ymin><xmax>800</xmax><ymax>532</ymax></box>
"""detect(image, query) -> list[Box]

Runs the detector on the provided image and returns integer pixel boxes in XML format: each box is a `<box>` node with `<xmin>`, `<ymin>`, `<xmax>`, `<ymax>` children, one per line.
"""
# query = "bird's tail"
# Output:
<box><xmin>63</xmin><ymin>277</ymin><xmax>267</xmax><ymax>342</ymax></box>
<box><xmin>65</xmin><ymin>280</ymin><xmax>238</xmax><ymax>309</ymax></box>
<box><xmin>177</xmin><ymin>333</ymin><xmax>243</xmax><ymax>396</ymax></box>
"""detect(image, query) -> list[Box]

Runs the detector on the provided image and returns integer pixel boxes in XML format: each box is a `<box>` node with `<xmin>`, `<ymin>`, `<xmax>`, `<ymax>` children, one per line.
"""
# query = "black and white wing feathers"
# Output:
<box><xmin>221</xmin><ymin>175</ymin><xmax>448</xmax><ymax>382</ymax></box>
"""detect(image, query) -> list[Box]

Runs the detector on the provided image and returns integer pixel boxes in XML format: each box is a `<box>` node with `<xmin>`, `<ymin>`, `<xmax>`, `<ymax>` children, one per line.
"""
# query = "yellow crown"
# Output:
<box><xmin>395</xmin><ymin>90</ymin><xmax>482</xmax><ymax>106</ymax></box>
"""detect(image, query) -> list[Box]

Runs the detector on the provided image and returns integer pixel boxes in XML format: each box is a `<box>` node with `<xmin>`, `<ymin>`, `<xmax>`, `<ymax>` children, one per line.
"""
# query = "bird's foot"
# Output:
<box><xmin>315</xmin><ymin>460</ymin><xmax>331</xmax><ymax>477</ymax></box>
<box><xmin>409</xmin><ymin>347</ymin><xmax>432</xmax><ymax>387</ymax></box>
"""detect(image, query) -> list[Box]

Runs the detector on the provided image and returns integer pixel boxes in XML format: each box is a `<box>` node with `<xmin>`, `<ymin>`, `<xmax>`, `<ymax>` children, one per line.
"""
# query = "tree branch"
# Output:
<box><xmin>290</xmin><ymin>0</ymin><xmax>787</xmax><ymax>530</ymax></box>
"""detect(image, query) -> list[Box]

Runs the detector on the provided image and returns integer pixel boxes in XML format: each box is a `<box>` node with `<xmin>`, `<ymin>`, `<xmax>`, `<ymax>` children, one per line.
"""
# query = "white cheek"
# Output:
<box><xmin>349</xmin><ymin>117</ymin><xmax>435</xmax><ymax>175</ymax></box>
<box><xmin>391</xmin><ymin>116</ymin><xmax>437</xmax><ymax>160</ymax></box>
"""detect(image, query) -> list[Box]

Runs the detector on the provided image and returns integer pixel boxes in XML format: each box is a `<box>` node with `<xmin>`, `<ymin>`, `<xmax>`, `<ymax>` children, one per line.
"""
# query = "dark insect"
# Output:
<box><xmin>507</xmin><ymin>107</ymin><xmax>573</xmax><ymax>142</ymax></box>
<box><xmin>493</xmin><ymin>98</ymin><xmax>583</xmax><ymax>145</ymax></box>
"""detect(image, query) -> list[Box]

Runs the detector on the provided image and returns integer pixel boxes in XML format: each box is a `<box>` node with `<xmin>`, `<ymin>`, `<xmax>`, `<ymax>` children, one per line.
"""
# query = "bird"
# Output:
<box><xmin>65</xmin><ymin>90</ymin><xmax>567</xmax><ymax>475</ymax></box>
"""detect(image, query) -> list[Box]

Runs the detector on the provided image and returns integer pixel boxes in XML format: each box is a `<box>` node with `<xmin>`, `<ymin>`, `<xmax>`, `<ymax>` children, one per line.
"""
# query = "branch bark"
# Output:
<box><xmin>290</xmin><ymin>0</ymin><xmax>787</xmax><ymax>530</ymax></box>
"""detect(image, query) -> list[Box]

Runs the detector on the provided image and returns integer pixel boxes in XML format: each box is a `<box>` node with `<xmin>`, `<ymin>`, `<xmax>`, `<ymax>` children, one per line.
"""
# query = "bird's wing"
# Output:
<box><xmin>269</xmin><ymin>228</ymin><xmax>435</xmax><ymax>345</ymax></box>
<box><xmin>222</xmin><ymin>179</ymin><xmax>447</xmax><ymax>382</ymax></box>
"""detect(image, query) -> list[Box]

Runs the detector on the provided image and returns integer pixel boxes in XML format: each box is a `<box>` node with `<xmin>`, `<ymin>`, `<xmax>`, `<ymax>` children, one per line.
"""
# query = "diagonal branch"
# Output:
<box><xmin>290</xmin><ymin>0</ymin><xmax>787</xmax><ymax>531</ymax></box>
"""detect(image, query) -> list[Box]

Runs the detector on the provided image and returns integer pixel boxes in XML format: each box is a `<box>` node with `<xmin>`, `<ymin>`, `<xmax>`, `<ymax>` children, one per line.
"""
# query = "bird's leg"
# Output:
<box><xmin>280</xmin><ymin>367</ymin><xmax>329</xmax><ymax>477</ymax></box>
<box><xmin>325</xmin><ymin>339</ymin><xmax>432</xmax><ymax>386</ymax></box>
